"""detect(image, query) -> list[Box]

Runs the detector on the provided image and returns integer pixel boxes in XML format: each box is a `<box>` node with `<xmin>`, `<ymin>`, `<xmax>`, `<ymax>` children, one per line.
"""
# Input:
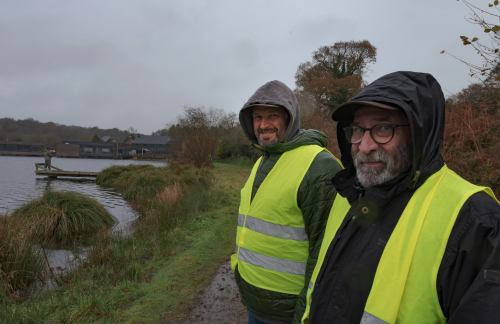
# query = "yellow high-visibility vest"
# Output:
<box><xmin>231</xmin><ymin>144</ymin><xmax>342</xmax><ymax>295</ymax></box>
<box><xmin>302</xmin><ymin>165</ymin><xmax>498</xmax><ymax>324</ymax></box>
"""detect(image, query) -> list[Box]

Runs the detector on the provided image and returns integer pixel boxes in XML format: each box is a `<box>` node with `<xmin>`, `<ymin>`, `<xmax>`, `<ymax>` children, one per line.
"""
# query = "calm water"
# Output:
<box><xmin>0</xmin><ymin>155</ymin><xmax>168</xmax><ymax>269</ymax></box>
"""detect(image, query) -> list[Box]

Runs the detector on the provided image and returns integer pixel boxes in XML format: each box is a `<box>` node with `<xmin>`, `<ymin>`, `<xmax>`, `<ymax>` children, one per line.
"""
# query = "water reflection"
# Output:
<box><xmin>0</xmin><ymin>155</ymin><xmax>168</xmax><ymax>269</ymax></box>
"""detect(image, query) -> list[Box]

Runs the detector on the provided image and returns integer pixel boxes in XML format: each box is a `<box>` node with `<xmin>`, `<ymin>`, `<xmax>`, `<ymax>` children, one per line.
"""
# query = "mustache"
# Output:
<box><xmin>353</xmin><ymin>150</ymin><xmax>390</xmax><ymax>164</ymax></box>
<box><xmin>257</xmin><ymin>127</ymin><xmax>278</xmax><ymax>134</ymax></box>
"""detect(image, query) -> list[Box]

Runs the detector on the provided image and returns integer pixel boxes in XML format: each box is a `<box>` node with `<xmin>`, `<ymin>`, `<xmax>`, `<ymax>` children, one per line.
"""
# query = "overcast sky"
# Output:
<box><xmin>0</xmin><ymin>0</ymin><xmax>487</xmax><ymax>134</ymax></box>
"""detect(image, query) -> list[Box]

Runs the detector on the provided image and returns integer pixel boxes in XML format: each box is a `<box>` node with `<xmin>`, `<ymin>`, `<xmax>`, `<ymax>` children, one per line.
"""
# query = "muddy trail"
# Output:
<box><xmin>182</xmin><ymin>259</ymin><xmax>247</xmax><ymax>323</ymax></box>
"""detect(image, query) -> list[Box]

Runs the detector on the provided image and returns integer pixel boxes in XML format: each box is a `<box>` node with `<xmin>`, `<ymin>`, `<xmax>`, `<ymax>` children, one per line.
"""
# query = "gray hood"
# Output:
<box><xmin>239</xmin><ymin>80</ymin><xmax>300</xmax><ymax>144</ymax></box>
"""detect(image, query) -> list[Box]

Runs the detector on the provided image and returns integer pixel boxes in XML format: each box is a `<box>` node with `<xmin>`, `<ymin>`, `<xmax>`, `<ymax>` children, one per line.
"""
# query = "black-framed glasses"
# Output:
<box><xmin>343</xmin><ymin>124</ymin><xmax>410</xmax><ymax>144</ymax></box>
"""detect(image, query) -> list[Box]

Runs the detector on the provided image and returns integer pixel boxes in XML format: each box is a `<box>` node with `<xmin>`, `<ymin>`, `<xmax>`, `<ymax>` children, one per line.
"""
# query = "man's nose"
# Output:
<box><xmin>358</xmin><ymin>130</ymin><xmax>379</xmax><ymax>154</ymax></box>
<box><xmin>258</xmin><ymin>117</ymin><xmax>272</xmax><ymax>129</ymax></box>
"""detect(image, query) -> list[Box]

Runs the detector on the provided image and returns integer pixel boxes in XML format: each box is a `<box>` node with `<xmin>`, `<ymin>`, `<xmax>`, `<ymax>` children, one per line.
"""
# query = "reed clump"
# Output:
<box><xmin>11</xmin><ymin>190</ymin><xmax>116</xmax><ymax>242</ymax></box>
<box><xmin>0</xmin><ymin>215</ymin><xmax>44</xmax><ymax>300</ymax></box>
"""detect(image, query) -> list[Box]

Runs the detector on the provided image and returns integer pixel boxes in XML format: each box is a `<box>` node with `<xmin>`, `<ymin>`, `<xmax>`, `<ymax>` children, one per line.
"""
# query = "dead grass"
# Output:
<box><xmin>157</xmin><ymin>182</ymin><xmax>183</xmax><ymax>205</ymax></box>
<box><xmin>0</xmin><ymin>215</ymin><xmax>44</xmax><ymax>301</ymax></box>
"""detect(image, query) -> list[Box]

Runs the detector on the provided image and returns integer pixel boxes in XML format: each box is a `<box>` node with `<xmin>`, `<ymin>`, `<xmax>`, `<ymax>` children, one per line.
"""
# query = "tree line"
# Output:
<box><xmin>0</xmin><ymin>117</ymin><xmax>131</xmax><ymax>144</ymax></box>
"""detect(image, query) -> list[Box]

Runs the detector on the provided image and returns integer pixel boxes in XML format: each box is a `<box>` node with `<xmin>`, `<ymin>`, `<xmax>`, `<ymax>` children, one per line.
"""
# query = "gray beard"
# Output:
<box><xmin>352</xmin><ymin>144</ymin><xmax>412</xmax><ymax>188</ymax></box>
<box><xmin>257</xmin><ymin>136</ymin><xmax>280</xmax><ymax>147</ymax></box>
<box><xmin>255</xmin><ymin>129</ymin><xmax>284</xmax><ymax>147</ymax></box>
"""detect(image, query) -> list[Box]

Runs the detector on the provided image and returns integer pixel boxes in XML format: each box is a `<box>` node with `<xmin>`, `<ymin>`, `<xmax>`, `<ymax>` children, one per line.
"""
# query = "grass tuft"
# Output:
<box><xmin>11</xmin><ymin>190</ymin><xmax>116</xmax><ymax>242</ymax></box>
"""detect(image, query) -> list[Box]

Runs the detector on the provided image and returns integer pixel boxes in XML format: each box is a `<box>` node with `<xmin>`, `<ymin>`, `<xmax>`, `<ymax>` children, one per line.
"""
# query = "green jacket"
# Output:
<box><xmin>234</xmin><ymin>128</ymin><xmax>342</xmax><ymax>323</ymax></box>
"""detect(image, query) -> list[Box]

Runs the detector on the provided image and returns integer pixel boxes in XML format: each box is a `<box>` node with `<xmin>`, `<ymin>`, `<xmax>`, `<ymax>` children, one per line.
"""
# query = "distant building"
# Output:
<box><xmin>61</xmin><ymin>141</ymin><xmax>117</xmax><ymax>158</ymax></box>
<box><xmin>131</xmin><ymin>135</ymin><xmax>170</xmax><ymax>155</ymax></box>
<box><xmin>117</xmin><ymin>143</ymin><xmax>132</xmax><ymax>156</ymax></box>
<box><xmin>123</xmin><ymin>136</ymin><xmax>134</xmax><ymax>144</ymax></box>
<box><xmin>0</xmin><ymin>141</ymin><xmax>45</xmax><ymax>156</ymax></box>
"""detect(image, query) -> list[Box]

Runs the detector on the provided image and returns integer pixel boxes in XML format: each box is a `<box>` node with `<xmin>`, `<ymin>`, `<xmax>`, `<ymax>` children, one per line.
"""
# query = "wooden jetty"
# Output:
<box><xmin>35</xmin><ymin>163</ymin><xmax>99</xmax><ymax>178</ymax></box>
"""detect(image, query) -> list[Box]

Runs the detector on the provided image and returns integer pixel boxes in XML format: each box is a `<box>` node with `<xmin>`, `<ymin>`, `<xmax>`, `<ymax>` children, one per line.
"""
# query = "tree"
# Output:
<box><xmin>170</xmin><ymin>106</ymin><xmax>231</xmax><ymax>167</ymax></box>
<box><xmin>125</xmin><ymin>126</ymin><xmax>138</xmax><ymax>140</ymax></box>
<box><xmin>443</xmin><ymin>0</ymin><xmax>500</xmax><ymax>80</ymax></box>
<box><xmin>91</xmin><ymin>133</ymin><xmax>103</xmax><ymax>143</ymax></box>
<box><xmin>295</xmin><ymin>40</ymin><xmax>377</xmax><ymax>110</ymax></box>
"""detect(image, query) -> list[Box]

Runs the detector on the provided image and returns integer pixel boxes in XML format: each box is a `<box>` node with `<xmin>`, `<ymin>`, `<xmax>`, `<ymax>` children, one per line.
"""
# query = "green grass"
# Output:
<box><xmin>0</xmin><ymin>163</ymin><xmax>251</xmax><ymax>323</ymax></box>
<box><xmin>11</xmin><ymin>190</ymin><xmax>116</xmax><ymax>243</ymax></box>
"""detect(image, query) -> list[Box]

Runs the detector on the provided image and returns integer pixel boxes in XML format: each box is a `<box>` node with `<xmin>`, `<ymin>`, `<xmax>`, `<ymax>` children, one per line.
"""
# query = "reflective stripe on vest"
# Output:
<box><xmin>231</xmin><ymin>145</ymin><xmax>341</xmax><ymax>295</ymax></box>
<box><xmin>303</xmin><ymin>165</ymin><xmax>498</xmax><ymax>324</ymax></box>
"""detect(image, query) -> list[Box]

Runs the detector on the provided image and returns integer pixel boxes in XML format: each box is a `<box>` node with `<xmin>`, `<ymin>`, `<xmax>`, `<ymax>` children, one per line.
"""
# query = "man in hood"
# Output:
<box><xmin>303</xmin><ymin>71</ymin><xmax>500</xmax><ymax>323</ymax></box>
<box><xmin>231</xmin><ymin>80</ymin><xmax>344</xmax><ymax>324</ymax></box>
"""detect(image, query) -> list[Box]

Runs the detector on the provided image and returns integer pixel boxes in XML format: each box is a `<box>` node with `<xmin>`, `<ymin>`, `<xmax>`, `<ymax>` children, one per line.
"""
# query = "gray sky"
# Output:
<box><xmin>0</xmin><ymin>0</ymin><xmax>486</xmax><ymax>134</ymax></box>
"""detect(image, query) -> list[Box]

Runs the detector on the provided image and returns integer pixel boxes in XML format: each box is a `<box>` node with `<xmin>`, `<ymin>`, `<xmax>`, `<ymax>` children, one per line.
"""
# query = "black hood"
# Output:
<box><xmin>335</xmin><ymin>71</ymin><xmax>445</xmax><ymax>191</ymax></box>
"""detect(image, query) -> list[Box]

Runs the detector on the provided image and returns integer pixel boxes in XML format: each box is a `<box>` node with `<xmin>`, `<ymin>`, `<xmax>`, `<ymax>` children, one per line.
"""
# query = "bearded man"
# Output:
<box><xmin>302</xmin><ymin>71</ymin><xmax>500</xmax><ymax>323</ymax></box>
<box><xmin>231</xmin><ymin>80</ymin><xmax>345</xmax><ymax>324</ymax></box>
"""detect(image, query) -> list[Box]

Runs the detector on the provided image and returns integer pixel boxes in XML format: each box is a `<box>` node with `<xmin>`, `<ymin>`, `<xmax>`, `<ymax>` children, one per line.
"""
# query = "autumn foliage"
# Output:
<box><xmin>295</xmin><ymin>40</ymin><xmax>377</xmax><ymax>110</ymax></box>
<box><xmin>443</xmin><ymin>83</ymin><xmax>500</xmax><ymax>198</ymax></box>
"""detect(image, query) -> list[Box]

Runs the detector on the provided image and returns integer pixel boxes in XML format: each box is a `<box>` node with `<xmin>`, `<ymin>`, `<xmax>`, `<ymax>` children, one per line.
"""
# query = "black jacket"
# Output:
<box><xmin>309</xmin><ymin>72</ymin><xmax>500</xmax><ymax>323</ymax></box>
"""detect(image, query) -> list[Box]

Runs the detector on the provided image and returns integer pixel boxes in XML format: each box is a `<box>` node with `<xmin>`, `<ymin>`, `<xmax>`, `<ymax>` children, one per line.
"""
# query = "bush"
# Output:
<box><xmin>11</xmin><ymin>190</ymin><xmax>116</xmax><ymax>242</ymax></box>
<box><xmin>216</xmin><ymin>140</ymin><xmax>228</xmax><ymax>158</ymax></box>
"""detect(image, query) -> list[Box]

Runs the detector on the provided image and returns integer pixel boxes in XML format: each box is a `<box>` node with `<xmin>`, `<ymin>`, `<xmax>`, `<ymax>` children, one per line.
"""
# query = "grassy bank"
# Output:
<box><xmin>0</xmin><ymin>163</ymin><xmax>250</xmax><ymax>323</ymax></box>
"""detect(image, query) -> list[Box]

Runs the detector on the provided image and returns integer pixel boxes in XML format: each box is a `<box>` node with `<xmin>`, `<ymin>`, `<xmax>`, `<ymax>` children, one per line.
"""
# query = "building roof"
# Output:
<box><xmin>132</xmin><ymin>135</ymin><xmax>170</xmax><ymax>145</ymax></box>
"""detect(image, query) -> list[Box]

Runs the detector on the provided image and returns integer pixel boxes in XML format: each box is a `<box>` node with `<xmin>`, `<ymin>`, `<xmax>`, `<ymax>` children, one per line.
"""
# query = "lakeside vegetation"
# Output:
<box><xmin>0</xmin><ymin>162</ymin><xmax>250</xmax><ymax>323</ymax></box>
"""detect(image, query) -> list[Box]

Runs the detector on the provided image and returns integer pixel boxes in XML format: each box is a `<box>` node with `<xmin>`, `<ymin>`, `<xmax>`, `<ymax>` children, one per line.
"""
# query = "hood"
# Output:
<box><xmin>239</xmin><ymin>80</ymin><xmax>300</xmax><ymax>145</ymax></box>
<box><xmin>335</xmin><ymin>71</ymin><xmax>446</xmax><ymax>191</ymax></box>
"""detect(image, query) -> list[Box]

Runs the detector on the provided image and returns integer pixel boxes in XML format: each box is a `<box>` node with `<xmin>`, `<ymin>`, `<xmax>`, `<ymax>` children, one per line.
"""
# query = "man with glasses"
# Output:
<box><xmin>301</xmin><ymin>71</ymin><xmax>500</xmax><ymax>323</ymax></box>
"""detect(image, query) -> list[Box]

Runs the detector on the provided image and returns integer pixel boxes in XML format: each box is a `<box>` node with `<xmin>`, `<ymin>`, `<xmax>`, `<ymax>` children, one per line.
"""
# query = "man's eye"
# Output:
<box><xmin>352</xmin><ymin>127</ymin><xmax>363</xmax><ymax>134</ymax></box>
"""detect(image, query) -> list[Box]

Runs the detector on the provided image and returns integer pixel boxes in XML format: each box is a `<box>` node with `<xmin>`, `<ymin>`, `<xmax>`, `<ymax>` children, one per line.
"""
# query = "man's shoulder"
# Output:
<box><xmin>310</xmin><ymin>151</ymin><xmax>342</xmax><ymax>170</ymax></box>
<box><xmin>447</xmin><ymin>191</ymin><xmax>500</xmax><ymax>250</ymax></box>
<box><xmin>463</xmin><ymin>191</ymin><xmax>500</xmax><ymax>219</ymax></box>
<box><xmin>299</xmin><ymin>150</ymin><xmax>342</xmax><ymax>188</ymax></box>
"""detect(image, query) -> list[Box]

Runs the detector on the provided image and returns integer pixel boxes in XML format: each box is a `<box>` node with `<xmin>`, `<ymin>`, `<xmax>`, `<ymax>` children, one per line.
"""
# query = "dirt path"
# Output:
<box><xmin>236</xmin><ymin>170</ymin><xmax>250</xmax><ymax>179</ymax></box>
<box><xmin>183</xmin><ymin>259</ymin><xmax>247</xmax><ymax>323</ymax></box>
